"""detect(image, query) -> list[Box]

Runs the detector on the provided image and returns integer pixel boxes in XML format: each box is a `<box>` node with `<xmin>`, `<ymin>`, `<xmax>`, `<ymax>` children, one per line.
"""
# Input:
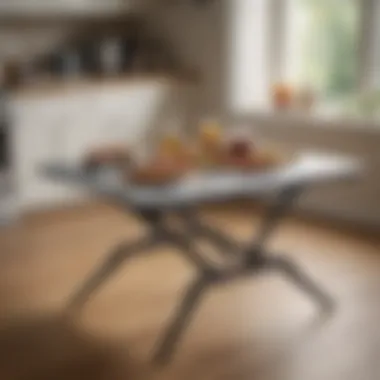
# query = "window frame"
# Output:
<box><xmin>358</xmin><ymin>0</ymin><xmax>380</xmax><ymax>90</ymax></box>
<box><xmin>269</xmin><ymin>0</ymin><xmax>379</xmax><ymax>94</ymax></box>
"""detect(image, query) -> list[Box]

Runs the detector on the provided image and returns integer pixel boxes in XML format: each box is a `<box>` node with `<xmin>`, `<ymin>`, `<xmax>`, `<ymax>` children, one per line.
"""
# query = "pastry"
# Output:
<box><xmin>84</xmin><ymin>145</ymin><xmax>131</xmax><ymax>171</ymax></box>
<box><xmin>129</xmin><ymin>156</ymin><xmax>188</xmax><ymax>185</ymax></box>
<box><xmin>222</xmin><ymin>147</ymin><xmax>283</xmax><ymax>171</ymax></box>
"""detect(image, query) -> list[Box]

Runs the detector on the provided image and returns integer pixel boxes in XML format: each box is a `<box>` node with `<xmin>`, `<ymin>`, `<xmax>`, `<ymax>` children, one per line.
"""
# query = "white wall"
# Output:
<box><xmin>145</xmin><ymin>0</ymin><xmax>227</xmax><ymax>129</ymax></box>
<box><xmin>10</xmin><ymin>79</ymin><xmax>173</xmax><ymax>212</ymax></box>
<box><xmin>238</xmin><ymin>113</ymin><xmax>380</xmax><ymax>227</ymax></box>
<box><xmin>227</xmin><ymin>0</ymin><xmax>270</xmax><ymax>112</ymax></box>
<box><xmin>147</xmin><ymin>1</ymin><xmax>380</xmax><ymax>228</ymax></box>
<box><xmin>3</xmin><ymin>2</ymin><xmax>379</xmax><ymax>227</ymax></box>
<box><xmin>0</xmin><ymin>0</ymin><xmax>141</xmax><ymax>17</ymax></box>
<box><xmin>226</xmin><ymin>0</ymin><xmax>380</xmax><ymax>228</ymax></box>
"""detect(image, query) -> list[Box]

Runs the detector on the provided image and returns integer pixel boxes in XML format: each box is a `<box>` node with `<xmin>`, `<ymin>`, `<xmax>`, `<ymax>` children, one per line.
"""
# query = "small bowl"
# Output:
<box><xmin>83</xmin><ymin>145</ymin><xmax>131</xmax><ymax>172</ymax></box>
<box><xmin>128</xmin><ymin>159</ymin><xmax>190</xmax><ymax>186</ymax></box>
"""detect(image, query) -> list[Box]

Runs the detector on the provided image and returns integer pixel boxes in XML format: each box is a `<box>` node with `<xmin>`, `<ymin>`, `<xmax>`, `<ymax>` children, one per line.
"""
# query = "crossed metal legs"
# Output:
<box><xmin>68</xmin><ymin>234</ymin><xmax>160</xmax><ymax>311</ymax></box>
<box><xmin>152</xmin><ymin>252</ymin><xmax>334</xmax><ymax>365</ymax></box>
<box><xmin>267</xmin><ymin>256</ymin><xmax>334</xmax><ymax>312</ymax></box>
<box><xmin>153</xmin><ymin>275</ymin><xmax>211</xmax><ymax>364</ymax></box>
<box><xmin>66</xmin><ymin>187</ymin><xmax>335</xmax><ymax>365</ymax></box>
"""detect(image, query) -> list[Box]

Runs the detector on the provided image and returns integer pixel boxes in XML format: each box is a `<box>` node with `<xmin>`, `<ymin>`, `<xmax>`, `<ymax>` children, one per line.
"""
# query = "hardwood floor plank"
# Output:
<box><xmin>0</xmin><ymin>205</ymin><xmax>379</xmax><ymax>379</ymax></box>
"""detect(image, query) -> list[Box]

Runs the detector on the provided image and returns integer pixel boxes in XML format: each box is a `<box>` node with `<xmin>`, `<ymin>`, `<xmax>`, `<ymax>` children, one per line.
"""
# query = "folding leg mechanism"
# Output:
<box><xmin>66</xmin><ymin>186</ymin><xmax>335</xmax><ymax>365</ymax></box>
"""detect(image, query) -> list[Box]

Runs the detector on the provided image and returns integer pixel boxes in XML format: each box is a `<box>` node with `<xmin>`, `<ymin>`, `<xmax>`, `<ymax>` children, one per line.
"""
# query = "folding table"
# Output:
<box><xmin>43</xmin><ymin>152</ymin><xmax>361</xmax><ymax>364</ymax></box>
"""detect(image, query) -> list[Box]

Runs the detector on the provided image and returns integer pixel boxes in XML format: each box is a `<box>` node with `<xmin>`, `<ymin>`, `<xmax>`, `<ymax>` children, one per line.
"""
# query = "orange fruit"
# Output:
<box><xmin>272</xmin><ymin>83</ymin><xmax>293</xmax><ymax>109</ymax></box>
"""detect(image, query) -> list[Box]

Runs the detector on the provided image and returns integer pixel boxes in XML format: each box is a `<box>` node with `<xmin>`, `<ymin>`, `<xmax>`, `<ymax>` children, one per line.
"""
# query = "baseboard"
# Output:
<box><xmin>14</xmin><ymin>198</ymin><xmax>380</xmax><ymax>242</ymax></box>
<box><xmin>292</xmin><ymin>206</ymin><xmax>380</xmax><ymax>241</ymax></box>
<box><xmin>205</xmin><ymin>199</ymin><xmax>380</xmax><ymax>241</ymax></box>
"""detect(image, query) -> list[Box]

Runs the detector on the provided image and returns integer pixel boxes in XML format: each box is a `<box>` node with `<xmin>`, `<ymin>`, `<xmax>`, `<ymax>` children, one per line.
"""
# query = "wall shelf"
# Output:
<box><xmin>11</xmin><ymin>71</ymin><xmax>200</xmax><ymax>97</ymax></box>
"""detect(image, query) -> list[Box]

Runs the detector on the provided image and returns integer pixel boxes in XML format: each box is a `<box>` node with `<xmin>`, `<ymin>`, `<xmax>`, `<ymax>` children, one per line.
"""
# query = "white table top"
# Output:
<box><xmin>43</xmin><ymin>152</ymin><xmax>362</xmax><ymax>208</ymax></box>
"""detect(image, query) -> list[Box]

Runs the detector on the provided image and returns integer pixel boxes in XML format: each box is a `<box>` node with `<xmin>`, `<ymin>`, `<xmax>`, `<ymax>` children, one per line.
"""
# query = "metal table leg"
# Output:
<box><xmin>67</xmin><ymin>209</ymin><xmax>169</xmax><ymax>311</ymax></box>
<box><xmin>164</xmin><ymin>229</ymin><xmax>216</xmax><ymax>271</ymax></box>
<box><xmin>153</xmin><ymin>275</ymin><xmax>211</xmax><ymax>365</ymax></box>
<box><xmin>150</xmin><ymin>224</ymin><xmax>219</xmax><ymax>365</ymax></box>
<box><xmin>241</xmin><ymin>187</ymin><xmax>335</xmax><ymax>310</ymax></box>
<box><xmin>151</xmin><ymin>187</ymin><xmax>335</xmax><ymax>364</ymax></box>
<box><xmin>68</xmin><ymin>233</ymin><xmax>159</xmax><ymax>311</ymax></box>
<box><xmin>245</xmin><ymin>187</ymin><xmax>302</xmax><ymax>264</ymax></box>
<box><xmin>65</xmin><ymin>189</ymin><xmax>335</xmax><ymax>365</ymax></box>
<box><xmin>265</xmin><ymin>255</ymin><xmax>335</xmax><ymax>312</ymax></box>
<box><xmin>177</xmin><ymin>210</ymin><xmax>241</xmax><ymax>255</ymax></box>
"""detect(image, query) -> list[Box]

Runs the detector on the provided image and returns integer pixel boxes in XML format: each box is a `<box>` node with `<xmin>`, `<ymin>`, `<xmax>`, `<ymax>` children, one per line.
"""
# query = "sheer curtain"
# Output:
<box><xmin>227</xmin><ymin>0</ymin><xmax>271</xmax><ymax>113</ymax></box>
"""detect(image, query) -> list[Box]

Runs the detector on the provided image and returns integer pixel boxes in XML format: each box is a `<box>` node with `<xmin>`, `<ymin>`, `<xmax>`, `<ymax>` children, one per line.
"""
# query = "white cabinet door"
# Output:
<box><xmin>11</xmin><ymin>81</ymin><xmax>172</xmax><ymax>213</ymax></box>
<box><xmin>63</xmin><ymin>92</ymin><xmax>106</xmax><ymax>165</ymax></box>
<box><xmin>12</xmin><ymin>96</ymin><xmax>75</xmax><ymax>210</ymax></box>
<box><xmin>96</xmin><ymin>83</ymin><xmax>169</xmax><ymax>157</ymax></box>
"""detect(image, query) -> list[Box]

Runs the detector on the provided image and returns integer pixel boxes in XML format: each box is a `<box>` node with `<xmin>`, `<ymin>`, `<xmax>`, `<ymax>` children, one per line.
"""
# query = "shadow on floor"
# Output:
<box><xmin>0</xmin><ymin>312</ymin><xmax>147</xmax><ymax>380</ymax></box>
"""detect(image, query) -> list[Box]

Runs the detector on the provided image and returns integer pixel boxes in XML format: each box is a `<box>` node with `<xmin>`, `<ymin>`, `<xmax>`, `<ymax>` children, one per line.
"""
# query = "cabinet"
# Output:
<box><xmin>10</xmin><ymin>79</ymin><xmax>173</xmax><ymax>213</ymax></box>
<box><xmin>12</xmin><ymin>96</ymin><xmax>72</xmax><ymax>210</ymax></box>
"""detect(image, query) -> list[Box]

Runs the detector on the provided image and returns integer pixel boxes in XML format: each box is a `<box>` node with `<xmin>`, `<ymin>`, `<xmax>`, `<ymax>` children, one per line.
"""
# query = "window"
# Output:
<box><xmin>229</xmin><ymin>0</ymin><xmax>380</xmax><ymax>119</ymax></box>
<box><xmin>284</xmin><ymin>0</ymin><xmax>360</xmax><ymax>101</ymax></box>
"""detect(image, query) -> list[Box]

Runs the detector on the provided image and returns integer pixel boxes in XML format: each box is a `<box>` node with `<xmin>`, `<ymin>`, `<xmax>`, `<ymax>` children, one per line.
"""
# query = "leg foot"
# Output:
<box><xmin>153</xmin><ymin>276</ymin><xmax>209</xmax><ymax>365</ymax></box>
<box><xmin>68</xmin><ymin>235</ymin><xmax>157</xmax><ymax>312</ymax></box>
<box><xmin>267</xmin><ymin>256</ymin><xmax>335</xmax><ymax>313</ymax></box>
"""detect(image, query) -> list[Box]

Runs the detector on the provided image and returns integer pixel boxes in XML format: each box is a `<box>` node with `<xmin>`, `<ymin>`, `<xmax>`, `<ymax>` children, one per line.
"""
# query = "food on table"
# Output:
<box><xmin>228</xmin><ymin>138</ymin><xmax>254</xmax><ymax>160</ymax></box>
<box><xmin>197</xmin><ymin>119</ymin><xmax>224</xmax><ymax>167</ymax></box>
<box><xmin>222</xmin><ymin>132</ymin><xmax>253</xmax><ymax>167</ymax></box>
<box><xmin>222</xmin><ymin>150</ymin><xmax>281</xmax><ymax>171</ymax></box>
<box><xmin>222</xmin><ymin>132</ymin><xmax>284</xmax><ymax>171</ymax></box>
<box><xmin>198</xmin><ymin>149</ymin><xmax>222</xmax><ymax>168</ymax></box>
<box><xmin>158</xmin><ymin>134</ymin><xmax>183</xmax><ymax>156</ymax></box>
<box><xmin>178</xmin><ymin>145</ymin><xmax>198</xmax><ymax>170</ymax></box>
<box><xmin>129</xmin><ymin>155</ymin><xmax>188</xmax><ymax>185</ymax></box>
<box><xmin>83</xmin><ymin>145</ymin><xmax>131</xmax><ymax>170</ymax></box>
<box><xmin>252</xmin><ymin>148</ymin><xmax>283</xmax><ymax>169</ymax></box>
<box><xmin>157</xmin><ymin>134</ymin><xmax>196</xmax><ymax>170</ymax></box>
<box><xmin>199</xmin><ymin>120</ymin><xmax>222</xmax><ymax>147</ymax></box>
<box><xmin>130</xmin><ymin>131</ymin><xmax>196</xmax><ymax>184</ymax></box>
<box><xmin>82</xmin><ymin>124</ymin><xmax>285</xmax><ymax>183</ymax></box>
<box><xmin>222</xmin><ymin>155</ymin><xmax>253</xmax><ymax>169</ymax></box>
<box><xmin>272</xmin><ymin>83</ymin><xmax>293</xmax><ymax>110</ymax></box>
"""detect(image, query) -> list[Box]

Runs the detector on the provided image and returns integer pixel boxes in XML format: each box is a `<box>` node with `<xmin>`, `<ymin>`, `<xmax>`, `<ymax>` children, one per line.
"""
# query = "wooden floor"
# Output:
<box><xmin>0</xmin><ymin>203</ymin><xmax>379</xmax><ymax>380</ymax></box>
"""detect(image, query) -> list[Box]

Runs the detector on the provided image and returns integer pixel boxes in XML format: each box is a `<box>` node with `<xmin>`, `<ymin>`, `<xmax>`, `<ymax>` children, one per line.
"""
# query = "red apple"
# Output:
<box><xmin>228</xmin><ymin>139</ymin><xmax>253</xmax><ymax>159</ymax></box>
